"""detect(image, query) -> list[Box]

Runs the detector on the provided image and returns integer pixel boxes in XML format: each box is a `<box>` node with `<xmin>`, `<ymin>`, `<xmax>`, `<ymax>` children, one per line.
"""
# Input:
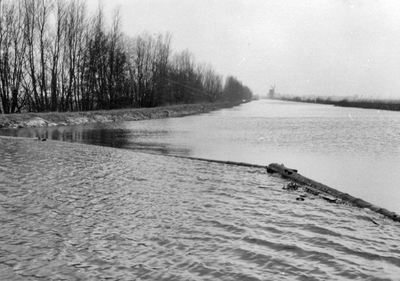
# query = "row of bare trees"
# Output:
<box><xmin>0</xmin><ymin>0</ymin><xmax>252</xmax><ymax>114</ymax></box>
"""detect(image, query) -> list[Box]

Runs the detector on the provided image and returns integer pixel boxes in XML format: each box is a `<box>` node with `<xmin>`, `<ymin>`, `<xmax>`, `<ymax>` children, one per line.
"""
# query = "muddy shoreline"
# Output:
<box><xmin>0</xmin><ymin>102</ymin><xmax>241</xmax><ymax>129</ymax></box>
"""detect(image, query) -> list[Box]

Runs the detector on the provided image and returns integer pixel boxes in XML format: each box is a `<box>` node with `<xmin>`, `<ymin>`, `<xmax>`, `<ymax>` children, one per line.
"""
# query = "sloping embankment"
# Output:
<box><xmin>267</xmin><ymin>163</ymin><xmax>400</xmax><ymax>222</ymax></box>
<box><xmin>0</xmin><ymin>102</ymin><xmax>241</xmax><ymax>129</ymax></box>
<box><xmin>164</xmin><ymin>156</ymin><xmax>400</xmax><ymax>222</ymax></box>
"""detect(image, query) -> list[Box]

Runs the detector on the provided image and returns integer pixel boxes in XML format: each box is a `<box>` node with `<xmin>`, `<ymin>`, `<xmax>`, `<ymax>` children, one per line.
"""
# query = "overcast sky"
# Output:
<box><xmin>87</xmin><ymin>0</ymin><xmax>400</xmax><ymax>99</ymax></box>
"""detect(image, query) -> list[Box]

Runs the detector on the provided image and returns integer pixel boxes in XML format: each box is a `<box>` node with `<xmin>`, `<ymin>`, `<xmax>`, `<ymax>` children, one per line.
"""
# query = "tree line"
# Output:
<box><xmin>0</xmin><ymin>0</ymin><xmax>253</xmax><ymax>114</ymax></box>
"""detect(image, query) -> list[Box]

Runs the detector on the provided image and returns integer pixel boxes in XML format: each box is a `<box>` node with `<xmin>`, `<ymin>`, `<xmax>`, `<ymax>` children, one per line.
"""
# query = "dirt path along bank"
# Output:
<box><xmin>0</xmin><ymin>102</ymin><xmax>241</xmax><ymax>129</ymax></box>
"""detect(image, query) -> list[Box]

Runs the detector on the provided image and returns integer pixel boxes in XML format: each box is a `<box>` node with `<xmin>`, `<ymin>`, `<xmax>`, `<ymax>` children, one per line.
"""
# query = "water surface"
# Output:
<box><xmin>1</xmin><ymin>137</ymin><xmax>399</xmax><ymax>280</ymax></box>
<box><xmin>2</xmin><ymin>100</ymin><xmax>400</xmax><ymax>214</ymax></box>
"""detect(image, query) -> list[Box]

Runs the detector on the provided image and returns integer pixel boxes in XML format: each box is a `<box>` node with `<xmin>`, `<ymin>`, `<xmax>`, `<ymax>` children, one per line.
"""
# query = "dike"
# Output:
<box><xmin>0</xmin><ymin>102</ymin><xmax>241</xmax><ymax>129</ymax></box>
<box><xmin>266</xmin><ymin>163</ymin><xmax>400</xmax><ymax>222</ymax></box>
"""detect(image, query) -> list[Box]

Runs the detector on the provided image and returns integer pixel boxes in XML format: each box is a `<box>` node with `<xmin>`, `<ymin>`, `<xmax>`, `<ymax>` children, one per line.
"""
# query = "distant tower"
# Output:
<box><xmin>268</xmin><ymin>85</ymin><xmax>276</xmax><ymax>99</ymax></box>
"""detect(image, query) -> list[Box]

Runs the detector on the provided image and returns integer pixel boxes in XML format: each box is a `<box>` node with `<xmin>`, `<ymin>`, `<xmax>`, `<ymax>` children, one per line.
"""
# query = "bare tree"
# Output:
<box><xmin>150</xmin><ymin>33</ymin><xmax>171</xmax><ymax>106</ymax></box>
<box><xmin>169</xmin><ymin>50</ymin><xmax>204</xmax><ymax>104</ymax></box>
<box><xmin>1</xmin><ymin>0</ymin><xmax>250</xmax><ymax>114</ymax></box>
<box><xmin>62</xmin><ymin>0</ymin><xmax>87</xmax><ymax>111</ymax></box>
<box><xmin>49</xmin><ymin>0</ymin><xmax>67</xmax><ymax>111</ymax></box>
<box><xmin>37</xmin><ymin>0</ymin><xmax>52</xmax><ymax>110</ymax></box>
<box><xmin>0</xmin><ymin>0</ymin><xmax>27</xmax><ymax>113</ymax></box>
<box><xmin>198</xmin><ymin>63</ymin><xmax>223</xmax><ymax>102</ymax></box>
<box><xmin>224</xmin><ymin>76</ymin><xmax>253</xmax><ymax>101</ymax></box>
<box><xmin>127</xmin><ymin>32</ymin><xmax>154</xmax><ymax>107</ymax></box>
<box><xmin>103</xmin><ymin>6</ymin><xmax>131</xmax><ymax>109</ymax></box>
<box><xmin>82</xmin><ymin>3</ymin><xmax>109</xmax><ymax>110</ymax></box>
<box><xmin>23</xmin><ymin>0</ymin><xmax>41</xmax><ymax>111</ymax></box>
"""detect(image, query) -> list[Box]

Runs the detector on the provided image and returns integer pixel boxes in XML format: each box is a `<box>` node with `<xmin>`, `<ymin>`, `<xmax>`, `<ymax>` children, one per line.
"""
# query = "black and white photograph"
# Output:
<box><xmin>0</xmin><ymin>0</ymin><xmax>399</xmax><ymax>280</ymax></box>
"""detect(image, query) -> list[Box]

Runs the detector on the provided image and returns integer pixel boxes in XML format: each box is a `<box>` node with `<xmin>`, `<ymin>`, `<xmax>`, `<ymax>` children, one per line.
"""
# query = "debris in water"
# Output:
<box><xmin>282</xmin><ymin>182</ymin><xmax>300</xmax><ymax>191</ymax></box>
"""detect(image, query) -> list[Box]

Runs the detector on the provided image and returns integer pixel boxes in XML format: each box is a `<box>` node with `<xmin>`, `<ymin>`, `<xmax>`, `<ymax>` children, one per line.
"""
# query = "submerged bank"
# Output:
<box><xmin>0</xmin><ymin>101</ymin><xmax>241</xmax><ymax>129</ymax></box>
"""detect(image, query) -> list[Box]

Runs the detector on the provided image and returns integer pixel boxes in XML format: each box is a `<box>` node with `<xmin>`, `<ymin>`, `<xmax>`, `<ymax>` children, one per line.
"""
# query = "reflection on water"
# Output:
<box><xmin>1</xmin><ymin>137</ymin><xmax>399</xmax><ymax>280</ymax></box>
<box><xmin>1</xmin><ymin>100</ymin><xmax>400</xmax><ymax>214</ymax></box>
<box><xmin>1</xmin><ymin>124</ymin><xmax>191</xmax><ymax>156</ymax></box>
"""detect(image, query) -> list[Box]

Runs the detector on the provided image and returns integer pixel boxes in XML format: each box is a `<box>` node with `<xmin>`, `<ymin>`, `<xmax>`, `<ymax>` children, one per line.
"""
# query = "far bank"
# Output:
<box><xmin>0</xmin><ymin>101</ymin><xmax>242</xmax><ymax>129</ymax></box>
<box><xmin>275</xmin><ymin>96</ymin><xmax>400</xmax><ymax>112</ymax></box>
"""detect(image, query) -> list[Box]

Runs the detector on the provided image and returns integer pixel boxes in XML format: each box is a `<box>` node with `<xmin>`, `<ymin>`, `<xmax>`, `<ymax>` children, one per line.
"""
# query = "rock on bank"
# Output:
<box><xmin>0</xmin><ymin>102</ymin><xmax>241</xmax><ymax>129</ymax></box>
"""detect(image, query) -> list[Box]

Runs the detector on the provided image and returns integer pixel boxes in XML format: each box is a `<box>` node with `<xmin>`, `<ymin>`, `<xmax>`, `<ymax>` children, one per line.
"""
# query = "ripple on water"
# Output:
<box><xmin>0</xmin><ymin>137</ymin><xmax>400</xmax><ymax>280</ymax></box>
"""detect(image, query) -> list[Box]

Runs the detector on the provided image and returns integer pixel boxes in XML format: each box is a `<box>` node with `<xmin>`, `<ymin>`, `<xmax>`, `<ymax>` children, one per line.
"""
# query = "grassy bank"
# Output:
<box><xmin>0</xmin><ymin>101</ymin><xmax>241</xmax><ymax>129</ymax></box>
<box><xmin>278</xmin><ymin>96</ymin><xmax>400</xmax><ymax>112</ymax></box>
<box><xmin>335</xmin><ymin>100</ymin><xmax>400</xmax><ymax>111</ymax></box>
